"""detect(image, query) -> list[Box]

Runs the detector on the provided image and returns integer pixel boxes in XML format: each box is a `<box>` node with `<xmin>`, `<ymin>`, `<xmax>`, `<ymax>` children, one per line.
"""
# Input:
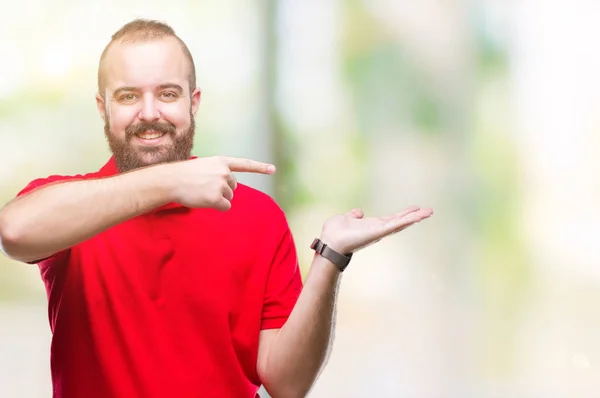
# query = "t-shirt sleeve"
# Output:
<box><xmin>16</xmin><ymin>175</ymin><xmax>77</xmax><ymax>198</ymax></box>
<box><xmin>260</xmin><ymin>211</ymin><xmax>304</xmax><ymax>330</ymax></box>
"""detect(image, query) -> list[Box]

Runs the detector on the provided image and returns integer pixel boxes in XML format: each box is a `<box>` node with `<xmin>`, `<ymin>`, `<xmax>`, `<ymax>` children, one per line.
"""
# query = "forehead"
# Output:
<box><xmin>102</xmin><ymin>37</ymin><xmax>189</xmax><ymax>92</ymax></box>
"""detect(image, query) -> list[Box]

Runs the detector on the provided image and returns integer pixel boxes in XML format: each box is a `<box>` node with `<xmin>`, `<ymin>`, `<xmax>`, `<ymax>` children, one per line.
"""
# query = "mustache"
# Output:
<box><xmin>125</xmin><ymin>122</ymin><xmax>176</xmax><ymax>139</ymax></box>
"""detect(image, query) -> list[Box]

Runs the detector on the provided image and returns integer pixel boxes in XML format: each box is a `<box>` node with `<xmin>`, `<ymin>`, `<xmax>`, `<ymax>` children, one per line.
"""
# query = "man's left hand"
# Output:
<box><xmin>319</xmin><ymin>206</ymin><xmax>434</xmax><ymax>255</ymax></box>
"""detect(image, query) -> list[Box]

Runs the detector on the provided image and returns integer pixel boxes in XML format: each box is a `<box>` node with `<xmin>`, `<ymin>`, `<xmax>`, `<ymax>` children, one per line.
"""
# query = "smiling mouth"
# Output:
<box><xmin>135</xmin><ymin>130</ymin><xmax>166</xmax><ymax>140</ymax></box>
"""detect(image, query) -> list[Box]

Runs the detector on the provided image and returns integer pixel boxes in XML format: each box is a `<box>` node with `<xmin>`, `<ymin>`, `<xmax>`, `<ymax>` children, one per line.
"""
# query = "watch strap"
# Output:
<box><xmin>310</xmin><ymin>238</ymin><xmax>353</xmax><ymax>272</ymax></box>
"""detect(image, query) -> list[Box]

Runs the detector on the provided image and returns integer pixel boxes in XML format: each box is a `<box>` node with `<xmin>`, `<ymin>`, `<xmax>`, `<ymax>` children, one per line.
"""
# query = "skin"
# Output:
<box><xmin>0</xmin><ymin>35</ymin><xmax>434</xmax><ymax>398</ymax></box>
<box><xmin>97</xmin><ymin>36</ymin><xmax>201</xmax><ymax>172</ymax></box>
<box><xmin>257</xmin><ymin>206</ymin><xmax>433</xmax><ymax>398</ymax></box>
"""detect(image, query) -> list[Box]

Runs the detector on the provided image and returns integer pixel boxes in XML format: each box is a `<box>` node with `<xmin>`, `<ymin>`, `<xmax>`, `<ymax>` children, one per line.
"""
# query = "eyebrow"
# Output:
<box><xmin>112</xmin><ymin>83</ymin><xmax>184</xmax><ymax>98</ymax></box>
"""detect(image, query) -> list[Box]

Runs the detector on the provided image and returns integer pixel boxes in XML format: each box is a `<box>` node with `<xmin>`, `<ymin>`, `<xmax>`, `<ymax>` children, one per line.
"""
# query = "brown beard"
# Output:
<box><xmin>104</xmin><ymin>111</ymin><xmax>195</xmax><ymax>172</ymax></box>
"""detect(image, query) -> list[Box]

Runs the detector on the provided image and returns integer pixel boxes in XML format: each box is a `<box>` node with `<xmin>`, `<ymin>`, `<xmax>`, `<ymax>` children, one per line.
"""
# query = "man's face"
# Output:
<box><xmin>97</xmin><ymin>37</ymin><xmax>201</xmax><ymax>172</ymax></box>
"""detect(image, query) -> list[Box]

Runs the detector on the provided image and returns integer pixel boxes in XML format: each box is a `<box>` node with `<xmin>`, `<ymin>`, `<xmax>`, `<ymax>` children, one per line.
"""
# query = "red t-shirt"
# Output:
<box><xmin>16</xmin><ymin>157</ymin><xmax>303</xmax><ymax>398</ymax></box>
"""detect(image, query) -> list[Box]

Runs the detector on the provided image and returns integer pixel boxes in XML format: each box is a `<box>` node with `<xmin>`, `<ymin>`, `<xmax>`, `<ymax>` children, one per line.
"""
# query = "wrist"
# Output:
<box><xmin>317</xmin><ymin>235</ymin><xmax>348</xmax><ymax>256</ymax></box>
<box><xmin>138</xmin><ymin>163</ymin><xmax>180</xmax><ymax>204</ymax></box>
<box><xmin>308</xmin><ymin>252</ymin><xmax>344</xmax><ymax>281</ymax></box>
<box><xmin>310</xmin><ymin>238</ymin><xmax>353</xmax><ymax>272</ymax></box>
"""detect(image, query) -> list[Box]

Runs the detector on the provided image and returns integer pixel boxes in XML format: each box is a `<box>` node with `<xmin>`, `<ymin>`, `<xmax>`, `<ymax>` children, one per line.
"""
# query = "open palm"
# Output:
<box><xmin>320</xmin><ymin>206</ymin><xmax>434</xmax><ymax>254</ymax></box>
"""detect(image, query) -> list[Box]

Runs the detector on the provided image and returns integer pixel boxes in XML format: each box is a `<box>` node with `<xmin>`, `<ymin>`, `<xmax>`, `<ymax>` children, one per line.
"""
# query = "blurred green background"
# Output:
<box><xmin>2</xmin><ymin>1</ymin><xmax>600</xmax><ymax>397</ymax></box>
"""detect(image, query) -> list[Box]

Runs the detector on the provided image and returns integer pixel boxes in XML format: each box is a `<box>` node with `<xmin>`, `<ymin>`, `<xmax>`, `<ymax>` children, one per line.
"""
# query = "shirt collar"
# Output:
<box><xmin>98</xmin><ymin>156</ymin><xmax>119</xmax><ymax>177</ymax></box>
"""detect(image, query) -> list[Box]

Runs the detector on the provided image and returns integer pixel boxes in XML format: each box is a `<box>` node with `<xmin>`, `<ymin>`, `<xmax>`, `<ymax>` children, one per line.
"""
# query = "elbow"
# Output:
<box><xmin>262</xmin><ymin>386</ymin><xmax>310</xmax><ymax>398</ymax></box>
<box><xmin>261</xmin><ymin>375</ymin><xmax>313</xmax><ymax>398</ymax></box>
<box><xmin>0</xmin><ymin>210</ymin><xmax>29</xmax><ymax>262</ymax></box>
<box><xmin>259</xmin><ymin>356</ymin><xmax>322</xmax><ymax>398</ymax></box>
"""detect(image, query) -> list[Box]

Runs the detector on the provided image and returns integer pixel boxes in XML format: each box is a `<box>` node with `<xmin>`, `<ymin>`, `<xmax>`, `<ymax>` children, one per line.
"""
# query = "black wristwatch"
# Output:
<box><xmin>310</xmin><ymin>238</ymin><xmax>353</xmax><ymax>272</ymax></box>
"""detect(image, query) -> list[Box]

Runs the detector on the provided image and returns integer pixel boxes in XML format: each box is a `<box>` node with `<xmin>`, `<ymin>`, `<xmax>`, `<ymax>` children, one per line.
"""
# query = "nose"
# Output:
<box><xmin>138</xmin><ymin>94</ymin><xmax>160</xmax><ymax>122</ymax></box>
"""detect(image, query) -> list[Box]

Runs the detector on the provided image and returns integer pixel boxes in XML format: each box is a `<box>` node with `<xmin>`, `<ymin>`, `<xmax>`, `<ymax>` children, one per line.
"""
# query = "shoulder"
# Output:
<box><xmin>224</xmin><ymin>183</ymin><xmax>291</xmax><ymax>233</ymax></box>
<box><xmin>16</xmin><ymin>170</ymin><xmax>104</xmax><ymax>198</ymax></box>
<box><xmin>232</xmin><ymin>184</ymin><xmax>285</xmax><ymax>216</ymax></box>
<box><xmin>15</xmin><ymin>157</ymin><xmax>118</xmax><ymax>198</ymax></box>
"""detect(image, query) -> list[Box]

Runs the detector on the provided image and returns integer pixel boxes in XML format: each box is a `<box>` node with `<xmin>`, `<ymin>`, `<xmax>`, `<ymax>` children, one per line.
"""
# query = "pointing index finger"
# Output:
<box><xmin>222</xmin><ymin>157</ymin><xmax>276</xmax><ymax>175</ymax></box>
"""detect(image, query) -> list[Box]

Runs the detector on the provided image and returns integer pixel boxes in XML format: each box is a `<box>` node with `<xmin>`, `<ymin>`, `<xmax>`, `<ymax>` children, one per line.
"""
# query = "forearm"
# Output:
<box><xmin>0</xmin><ymin>164</ymin><xmax>174</xmax><ymax>263</ymax></box>
<box><xmin>261</xmin><ymin>255</ymin><xmax>341</xmax><ymax>398</ymax></box>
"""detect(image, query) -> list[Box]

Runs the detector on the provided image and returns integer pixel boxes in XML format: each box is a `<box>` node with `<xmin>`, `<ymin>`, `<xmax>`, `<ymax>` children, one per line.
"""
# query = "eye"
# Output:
<box><xmin>160</xmin><ymin>91</ymin><xmax>179</xmax><ymax>100</ymax></box>
<box><xmin>119</xmin><ymin>93</ymin><xmax>138</xmax><ymax>103</ymax></box>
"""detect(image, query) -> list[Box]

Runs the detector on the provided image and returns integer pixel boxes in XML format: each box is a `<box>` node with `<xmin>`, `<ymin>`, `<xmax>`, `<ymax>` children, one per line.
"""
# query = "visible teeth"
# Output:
<box><xmin>137</xmin><ymin>132</ymin><xmax>165</xmax><ymax>139</ymax></box>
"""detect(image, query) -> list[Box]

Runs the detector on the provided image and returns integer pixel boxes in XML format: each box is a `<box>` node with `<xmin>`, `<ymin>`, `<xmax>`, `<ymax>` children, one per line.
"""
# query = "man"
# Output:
<box><xmin>0</xmin><ymin>19</ymin><xmax>433</xmax><ymax>398</ymax></box>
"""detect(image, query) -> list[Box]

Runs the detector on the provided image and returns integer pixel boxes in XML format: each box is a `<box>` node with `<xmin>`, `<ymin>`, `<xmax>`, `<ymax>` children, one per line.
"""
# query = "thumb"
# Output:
<box><xmin>214</xmin><ymin>198</ymin><xmax>232</xmax><ymax>212</ymax></box>
<box><xmin>346</xmin><ymin>208</ymin><xmax>364</xmax><ymax>219</ymax></box>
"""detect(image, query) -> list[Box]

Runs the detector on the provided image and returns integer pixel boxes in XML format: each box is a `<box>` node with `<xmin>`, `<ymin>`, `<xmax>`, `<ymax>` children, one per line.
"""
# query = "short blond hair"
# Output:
<box><xmin>98</xmin><ymin>19</ymin><xmax>196</xmax><ymax>96</ymax></box>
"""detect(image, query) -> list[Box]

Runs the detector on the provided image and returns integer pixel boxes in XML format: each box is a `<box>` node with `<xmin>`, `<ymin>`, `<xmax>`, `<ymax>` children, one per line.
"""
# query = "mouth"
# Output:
<box><xmin>135</xmin><ymin>130</ymin><xmax>167</xmax><ymax>140</ymax></box>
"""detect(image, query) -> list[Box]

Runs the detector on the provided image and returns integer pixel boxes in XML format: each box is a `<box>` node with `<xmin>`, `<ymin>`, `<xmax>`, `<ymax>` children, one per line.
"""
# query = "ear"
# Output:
<box><xmin>96</xmin><ymin>92</ymin><xmax>107</xmax><ymax>121</ymax></box>
<box><xmin>190</xmin><ymin>88</ymin><xmax>202</xmax><ymax>116</ymax></box>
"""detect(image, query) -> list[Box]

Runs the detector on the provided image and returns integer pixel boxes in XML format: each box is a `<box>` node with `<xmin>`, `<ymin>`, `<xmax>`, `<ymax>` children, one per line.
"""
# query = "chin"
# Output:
<box><xmin>139</xmin><ymin>155</ymin><xmax>171</xmax><ymax>167</ymax></box>
<box><xmin>141</xmin><ymin>151</ymin><xmax>187</xmax><ymax>166</ymax></box>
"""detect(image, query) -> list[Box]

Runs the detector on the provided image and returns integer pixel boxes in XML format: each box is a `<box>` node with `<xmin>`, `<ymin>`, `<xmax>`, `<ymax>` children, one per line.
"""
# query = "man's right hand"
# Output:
<box><xmin>166</xmin><ymin>156</ymin><xmax>277</xmax><ymax>211</ymax></box>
